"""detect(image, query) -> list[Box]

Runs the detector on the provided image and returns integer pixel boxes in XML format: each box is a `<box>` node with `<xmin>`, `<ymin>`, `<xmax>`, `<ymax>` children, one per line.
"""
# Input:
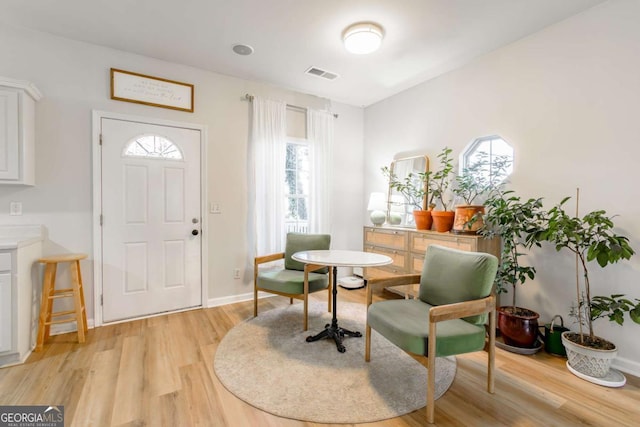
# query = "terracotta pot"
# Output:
<box><xmin>452</xmin><ymin>205</ymin><xmax>485</xmax><ymax>234</ymax></box>
<box><xmin>498</xmin><ymin>306</ymin><xmax>540</xmax><ymax>348</ymax></box>
<box><xmin>431</xmin><ymin>210</ymin><xmax>455</xmax><ymax>232</ymax></box>
<box><xmin>413</xmin><ymin>210</ymin><xmax>432</xmax><ymax>230</ymax></box>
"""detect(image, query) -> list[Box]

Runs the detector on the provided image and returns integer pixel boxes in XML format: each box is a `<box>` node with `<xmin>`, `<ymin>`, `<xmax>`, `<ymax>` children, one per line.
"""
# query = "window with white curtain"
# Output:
<box><xmin>284</xmin><ymin>138</ymin><xmax>310</xmax><ymax>234</ymax></box>
<box><xmin>250</xmin><ymin>96</ymin><xmax>333</xmax><ymax>257</ymax></box>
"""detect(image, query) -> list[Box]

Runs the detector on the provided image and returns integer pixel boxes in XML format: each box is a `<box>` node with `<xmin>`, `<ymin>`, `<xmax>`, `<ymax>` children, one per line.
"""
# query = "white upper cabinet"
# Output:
<box><xmin>0</xmin><ymin>77</ymin><xmax>42</xmax><ymax>185</ymax></box>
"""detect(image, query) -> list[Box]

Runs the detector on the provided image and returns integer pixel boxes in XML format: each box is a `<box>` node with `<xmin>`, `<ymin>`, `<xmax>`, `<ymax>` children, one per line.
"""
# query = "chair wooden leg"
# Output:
<box><xmin>253</xmin><ymin>265</ymin><xmax>258</xmax><ymax>317</ymax></box>
<box><xmin>488</xmin><ymin>307</ymin><xmax>496</xmax><ymax>393</ymax></box>
<box><xmin>427</xmin><ymin>321</ymin><xmax>437</xmax><ymax>424</ymax></box>
<box><xmin>303</xmin><ymin>293</ymin><xmax>308</xmax><ymax>331</ymax></box>
<box><xmin>365</xmin><ymin>324</ymin><xmax>371</xmax><ymax>362</ymax></box>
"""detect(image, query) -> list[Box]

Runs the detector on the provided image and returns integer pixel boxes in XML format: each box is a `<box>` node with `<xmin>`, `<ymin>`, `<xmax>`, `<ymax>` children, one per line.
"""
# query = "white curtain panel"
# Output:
<box><xmin>250</xmin><ymin>96</ymin><xmax>287</xmax><ymax>256</ymax></box>
<box><xmin>307</xmin><ymin>108</ymin><xmax>334</xmax><ymax>234</ymax></box>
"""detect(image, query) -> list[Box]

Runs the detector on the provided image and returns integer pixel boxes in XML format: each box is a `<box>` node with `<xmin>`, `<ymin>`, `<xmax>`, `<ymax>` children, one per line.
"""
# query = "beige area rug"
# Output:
<box><xmin>214</xmin><ymin>301</ymin><xmax>457</xmax><ymax>424</ymax></box>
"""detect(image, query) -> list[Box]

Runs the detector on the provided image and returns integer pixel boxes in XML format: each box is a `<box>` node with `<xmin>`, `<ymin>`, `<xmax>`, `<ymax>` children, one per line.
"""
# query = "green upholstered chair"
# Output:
<box><xmin>365</xmin><ymin>244</ymin><xmax>498</xmax><ymax>424</ymax></box>
<box><xmin>253</xmin><ymin>233</ymin><xmax>332</xmax><ymax>331</ymax></box>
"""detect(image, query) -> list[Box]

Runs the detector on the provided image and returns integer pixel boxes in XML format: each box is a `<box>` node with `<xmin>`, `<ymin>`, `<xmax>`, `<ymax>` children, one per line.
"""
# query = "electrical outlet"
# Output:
<box><xmin>10</xmin><ymin>202</ymin><xmax>22</xmax><ymax>216</ymax></box>
<box><xmin>233</xmin><ymin>268</ymin><xmax>241</xmax><ymax>279</ymax></box>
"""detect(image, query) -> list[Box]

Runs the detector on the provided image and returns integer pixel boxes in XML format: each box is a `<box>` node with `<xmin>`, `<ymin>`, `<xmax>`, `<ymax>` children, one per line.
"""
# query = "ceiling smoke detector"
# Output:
<box><xmin>342</xmin><ymin>22</ymin><xmax>384</xmax><ymax>55</ymax></box>
<box><xmin>232</xmin><ymin>44</ymin><xmax>254</xmax><ymax>56</ymax></box>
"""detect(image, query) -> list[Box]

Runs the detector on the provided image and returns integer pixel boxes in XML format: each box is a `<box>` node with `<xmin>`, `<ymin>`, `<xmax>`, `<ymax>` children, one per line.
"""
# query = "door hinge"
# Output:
<box><xmin>99</xmin><ymin>133</ymin><xmax>103</xmax><ymax>145</ymax></box>
<box><xmin>100</xmin><ymin>294</ymin><xmax>103</xmax><ymax>306</ymax></box>
<box><xmin>100</xmin><ymin>214</ymin><xmax>103</xmax><ymax>226</ymax></box>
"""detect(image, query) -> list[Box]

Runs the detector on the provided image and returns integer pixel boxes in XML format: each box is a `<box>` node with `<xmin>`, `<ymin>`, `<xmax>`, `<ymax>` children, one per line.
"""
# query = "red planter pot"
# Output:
<box><xmin>498</xmin><ymin>306</ymin><xmax>540</xmax><ymax>348</ymax></box>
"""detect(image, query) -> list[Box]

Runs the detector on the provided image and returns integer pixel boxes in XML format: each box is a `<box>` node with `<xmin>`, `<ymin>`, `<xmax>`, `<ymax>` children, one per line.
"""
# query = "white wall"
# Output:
<box><xmin>365</xmin><ymin>0</ymin><xmax>640</xmax><ymax>374</ymax></box>
<box><xmin>0</xmin><ymin>24</ymin><xmax>364</xmax><ymax>318</ymax></box>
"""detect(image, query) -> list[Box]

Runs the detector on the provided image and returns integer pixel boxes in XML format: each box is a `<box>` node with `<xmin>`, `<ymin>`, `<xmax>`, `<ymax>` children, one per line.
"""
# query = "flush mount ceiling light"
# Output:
<box><xmin>342</xmin><ymin>22</ymin><xmax>384</xmax><ymax>55</ymax></box>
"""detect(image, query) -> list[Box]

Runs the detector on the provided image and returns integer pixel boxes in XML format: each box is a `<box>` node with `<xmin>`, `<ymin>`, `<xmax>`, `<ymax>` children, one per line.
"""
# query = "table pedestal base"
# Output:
<box><xmin>306</xmin><ymin>321</ymin><xmax>361</xmax><ymax>353</ymax></box>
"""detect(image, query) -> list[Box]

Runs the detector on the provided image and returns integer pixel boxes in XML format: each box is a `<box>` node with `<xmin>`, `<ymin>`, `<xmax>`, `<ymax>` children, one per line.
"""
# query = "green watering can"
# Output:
<box><xmin>543</xmin><ymin>315</ymin><xmax>569</xmax><ymax>357</ymax></box>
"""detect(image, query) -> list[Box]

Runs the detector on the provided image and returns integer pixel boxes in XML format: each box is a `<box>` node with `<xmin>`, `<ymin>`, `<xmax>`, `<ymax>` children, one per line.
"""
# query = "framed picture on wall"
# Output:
<box><xmin>110</xmin><ymin>68</ymin><xmax>194</xmax><ymax>112</ymax></box>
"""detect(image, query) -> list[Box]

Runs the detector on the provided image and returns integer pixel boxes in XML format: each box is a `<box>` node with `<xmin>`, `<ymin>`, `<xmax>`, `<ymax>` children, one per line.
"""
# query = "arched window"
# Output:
<box><xmin>123</xmin><ymin>134</ymin><xmax>183</xmax><ymax>160</ymax></box>
<box><xmin>461</xmin><ymin>135</ymin><xmax>513</xmax><ymax>184</ymax></box>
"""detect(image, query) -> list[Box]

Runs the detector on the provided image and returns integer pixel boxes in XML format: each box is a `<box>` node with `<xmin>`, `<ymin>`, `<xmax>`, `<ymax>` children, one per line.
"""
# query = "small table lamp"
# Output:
<box><xmin>367</xmin><ymin>192</ymin><xmax>387</xmax><ymax>226</ymax></box>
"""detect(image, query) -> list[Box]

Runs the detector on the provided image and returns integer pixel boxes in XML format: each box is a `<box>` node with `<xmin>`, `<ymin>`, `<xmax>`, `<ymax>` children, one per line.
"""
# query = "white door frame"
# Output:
<box><xmin>91</xmin><ymin>110</ymin><xmax>208</xmax><ymax>327</ymax></box>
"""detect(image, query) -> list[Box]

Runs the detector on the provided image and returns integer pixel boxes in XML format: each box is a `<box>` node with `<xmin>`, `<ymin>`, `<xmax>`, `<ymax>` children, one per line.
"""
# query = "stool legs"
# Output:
<box><xmin>36</xmin><ymin>263</ymin><xmax>57</xmax><ymax>352</ymax></box>
<box><xmin>36</xmin><ymin>258</ymin><xmax>88</xmax><ymax>352</ymax></box>
<box><xmin>71</xmin><ymin>259</ymin><xmax>87</xmax><ymax>341</ymax></box>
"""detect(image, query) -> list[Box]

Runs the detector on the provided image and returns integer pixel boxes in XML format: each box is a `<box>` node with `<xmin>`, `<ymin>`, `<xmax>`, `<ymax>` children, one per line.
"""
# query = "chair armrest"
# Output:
<box><xmin>366</xmin><ymin>274</ymin><xmax>422</xmax><ymax>306</ymax></box>
<box><xmin>304</xmin><ymin>263</ymin><xmax>327</xmax><ymax>274</ymax></box>
<box><xmin>429</xmin><ymin>295</ymin><xmax>496</xmax><ymax>323</ymax></box>
<box><xmin>255</xmin><ymin>252</ymin><xmax>285</xmax><ymax>266</ymax></box>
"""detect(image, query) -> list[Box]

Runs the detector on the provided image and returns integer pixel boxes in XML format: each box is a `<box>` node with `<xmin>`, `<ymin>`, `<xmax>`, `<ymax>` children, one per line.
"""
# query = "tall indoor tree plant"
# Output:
<box><xmin>540</xmin><ymin>195</ymin><xmax>638</xmax><ymax>380</ymax></box>
<box><xmin>481</xmin><ymin>189</ymin><xmax>547</xmax><ymax>349</ymax></box>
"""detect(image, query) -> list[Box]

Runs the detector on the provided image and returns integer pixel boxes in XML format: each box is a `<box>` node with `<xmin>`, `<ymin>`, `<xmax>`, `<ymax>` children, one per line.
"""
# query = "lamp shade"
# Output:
<box><xmin>343</xmin><ymin>22</ymin><xmax>384</xmax><ymax>55</ymax></box>
<box><xmin>367</xmin><ymin>192</ymin><xmax>387</xmax><ymax>211</ymax></box>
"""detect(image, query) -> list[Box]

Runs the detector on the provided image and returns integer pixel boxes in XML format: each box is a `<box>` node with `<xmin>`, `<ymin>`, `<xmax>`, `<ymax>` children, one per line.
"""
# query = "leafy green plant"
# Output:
<box><xmin>480</xmin><ymin>190</ymin><xmax>547</xmax><ymax>306</ymax></box>
<box><xmin>429</xmin><ymin>147</ymin><xmax>455</xmax><ymax>211</ymax></box>
<box><xmin>540</xmin><ymin>197</ymin><xmax>636</xmax><ymax>344</ymax></box>
<box><xmin>381</xmin><ymin>166</ymin><xmax>432</xmax><ymax>211</ymax></box>
<box><xmin>453</xmin><ymin>152</ymin><xmax>512</xmax><ymax>205</ymax></box>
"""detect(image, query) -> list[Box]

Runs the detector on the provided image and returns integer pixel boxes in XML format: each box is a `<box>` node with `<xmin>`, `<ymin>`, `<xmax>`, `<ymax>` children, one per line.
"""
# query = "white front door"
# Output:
<box><xmin>100</xmin><ymin>117</ymin><xmax>202</xmax><ymax>322</ymax></box>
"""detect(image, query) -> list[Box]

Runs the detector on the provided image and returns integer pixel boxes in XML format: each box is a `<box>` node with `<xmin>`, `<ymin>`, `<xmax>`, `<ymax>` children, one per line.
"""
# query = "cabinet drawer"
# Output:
<box><xmin>410</xmin><ymin>232</ymin><xmax>474</xmax><ymax>253</ymax></box>
<box><xmin>363</xmin><ymin>266</ymin><xmax>400</xmax><ymax>280</ymax></box>
<box><xmin>364</xmin><ymin>227</ymin><xmax>407</xmax><ymax>251</ymax></box>
<box><xmin>364</xmin><ymin>245</ymin><xmax>407</xmax><ymax>270</ymax></box>
<box><xmin>0</xmin><ymin>253</ymin><xmax>11</xmax><ymax>271</ymax></box>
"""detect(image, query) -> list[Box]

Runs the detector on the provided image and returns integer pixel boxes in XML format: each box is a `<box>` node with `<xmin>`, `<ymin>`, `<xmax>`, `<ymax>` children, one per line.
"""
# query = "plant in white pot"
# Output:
<box><xmin>540</xmin><ymin>195</ymin><xmax>637</xmax><ymax>382</ymax></box>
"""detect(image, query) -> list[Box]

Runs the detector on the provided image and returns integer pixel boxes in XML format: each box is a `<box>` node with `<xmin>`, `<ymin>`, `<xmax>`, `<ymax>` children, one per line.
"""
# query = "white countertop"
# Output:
<box><xmin>0</xmin><ymin>225</ymin><xmax>44</xmax><ymax>250</ymax></box>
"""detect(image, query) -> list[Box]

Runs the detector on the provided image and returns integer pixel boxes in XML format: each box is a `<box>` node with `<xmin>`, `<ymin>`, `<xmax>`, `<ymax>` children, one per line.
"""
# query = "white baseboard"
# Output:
<box><xmin>207</xmin><ymin>291</ymin><xmax>275</xmax><ymax>308</ymax></box>
<box><xmin>612</xmin><ymin>356</ymin><xmax>640</xmax><ymax>378</ymax></box>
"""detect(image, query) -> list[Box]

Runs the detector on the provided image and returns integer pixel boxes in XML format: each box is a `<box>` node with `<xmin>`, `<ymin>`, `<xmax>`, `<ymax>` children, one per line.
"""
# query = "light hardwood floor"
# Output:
<box><xmin>1</xmin><ymin>288</ymin><xmax>638</xmax><ymax>426</ymax></box>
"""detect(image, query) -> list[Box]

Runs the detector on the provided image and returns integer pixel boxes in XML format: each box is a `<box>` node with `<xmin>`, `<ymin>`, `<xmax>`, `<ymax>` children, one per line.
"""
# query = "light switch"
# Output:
<box><xmin>210</xmin><ymin>202</ymin><xmax>221</xmax><ymax>214</ymax></box>
<box><xmin>10</xmin><ymin>202</ymin><xmax>22</xmax><ymax>216</ymax></box>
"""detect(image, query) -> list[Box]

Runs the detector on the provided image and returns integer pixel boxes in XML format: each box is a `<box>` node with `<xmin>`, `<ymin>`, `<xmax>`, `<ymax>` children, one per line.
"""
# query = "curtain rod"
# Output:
<box><xmin>244</xmin><ymin>93</ymin><xmax>338</xmax><ymax>118</ymax></box>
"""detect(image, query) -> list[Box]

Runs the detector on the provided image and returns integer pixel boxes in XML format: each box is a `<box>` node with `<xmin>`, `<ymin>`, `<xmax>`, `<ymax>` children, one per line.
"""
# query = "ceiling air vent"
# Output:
<box><xmin>305</xmin><ymin>66</ymin><xmax>339</xmax><ymax>80</ymax></box>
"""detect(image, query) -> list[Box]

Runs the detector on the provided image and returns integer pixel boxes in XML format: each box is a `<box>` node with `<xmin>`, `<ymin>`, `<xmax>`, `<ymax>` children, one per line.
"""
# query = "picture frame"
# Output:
<box><xmin>110</xmin><ymin>68</ymin><xmax>194</xmax><ymax>112</ymax></box>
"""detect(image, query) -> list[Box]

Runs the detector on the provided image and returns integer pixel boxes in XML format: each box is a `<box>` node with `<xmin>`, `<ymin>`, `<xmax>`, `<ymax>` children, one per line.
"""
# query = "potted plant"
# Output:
<box><xmin>382</xmin><ymin>166</ymin><xmax>433</xmax><ymax>230</ymax></box>
<box><xmin>452</xmin><ymin>153</ymin><xmax>511</xmax><ymax>234</ymax></box>
<box><xmin>429</xmin><ymin>147</ymin><xmax>456</xmax><ymax>232</ymax></box>
<box><xmin>481</xmin><ymin>189</ymin><xmax>547</xmax><ymax>349</ymax></box>
<box><xmin>540</xmin><ymin>196</ymin><xmax>637</xmax><ymax>380</ymax></box>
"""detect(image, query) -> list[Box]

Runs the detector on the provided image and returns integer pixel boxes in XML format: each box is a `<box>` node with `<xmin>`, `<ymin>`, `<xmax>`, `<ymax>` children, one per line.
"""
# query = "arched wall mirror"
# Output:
<box><xmin>386</xmin><ymin>155</ymin><xmax>429</xmax><ymax>227</ymax></box>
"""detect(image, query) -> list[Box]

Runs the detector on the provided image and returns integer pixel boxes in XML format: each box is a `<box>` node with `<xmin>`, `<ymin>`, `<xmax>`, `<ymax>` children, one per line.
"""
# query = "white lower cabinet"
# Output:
<box><xmin>0</xmin><ymin>271</ymin><xmax>11</xmax><ymax>352</ymax></box>
<box><xmin>0</xmin><ymin>226</ymin><xmax>43</xmax><ymax>367</ymax></box>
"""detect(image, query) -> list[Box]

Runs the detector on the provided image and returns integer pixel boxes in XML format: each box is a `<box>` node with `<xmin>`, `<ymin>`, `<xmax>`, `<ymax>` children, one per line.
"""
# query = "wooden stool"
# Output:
<box><xmin>36</xmin><ymin>253</ymin><xmax>88</xmax><ymax>351</ymax></box>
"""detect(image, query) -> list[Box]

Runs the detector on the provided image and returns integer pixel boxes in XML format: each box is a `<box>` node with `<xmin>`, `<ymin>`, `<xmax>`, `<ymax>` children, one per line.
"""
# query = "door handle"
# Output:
<box><xmin>192</xmin><ymin>229</ymin><xmax>199</xmax><ymax>236</ymax></box>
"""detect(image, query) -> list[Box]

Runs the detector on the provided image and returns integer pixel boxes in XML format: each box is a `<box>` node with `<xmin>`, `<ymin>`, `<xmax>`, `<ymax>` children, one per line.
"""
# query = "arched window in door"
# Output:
<box><xmin>123</xmin><ymin>134</ymin><xmax>184</xmax><ymax>160</ymax></box>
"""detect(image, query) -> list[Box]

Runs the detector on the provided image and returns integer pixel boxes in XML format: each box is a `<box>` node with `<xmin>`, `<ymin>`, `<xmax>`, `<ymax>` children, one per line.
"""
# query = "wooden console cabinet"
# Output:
<box><xmin>363</xmin><ymin>226</ymin><xmax>500</xmax><ymax>297</ymax></box>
